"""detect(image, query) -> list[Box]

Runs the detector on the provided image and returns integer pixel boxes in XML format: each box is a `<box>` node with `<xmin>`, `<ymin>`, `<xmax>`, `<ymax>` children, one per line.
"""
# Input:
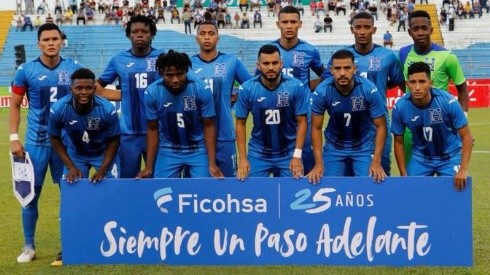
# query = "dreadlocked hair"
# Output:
<box><xmin>156</xmin><ymin>50</ymin><xmax>192</xmax><ymax>73</ymax></box>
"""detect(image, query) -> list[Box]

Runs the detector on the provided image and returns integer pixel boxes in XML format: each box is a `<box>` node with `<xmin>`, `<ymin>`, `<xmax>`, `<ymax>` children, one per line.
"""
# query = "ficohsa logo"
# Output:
<box><xmin>153</xmin><ymin>187</ymin><xmax>268</xmax><ymax>214</ymax></box>
<box><xmin>154</xmin><ymin>187</ymin><xmax>173</xmax><ymax>213</ymax></box>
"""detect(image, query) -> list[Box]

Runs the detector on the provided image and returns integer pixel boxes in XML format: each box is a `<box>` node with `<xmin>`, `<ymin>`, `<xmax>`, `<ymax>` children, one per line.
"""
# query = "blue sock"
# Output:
<box><xmin>22</xmin><ymin>185</ymin><xmax>43</xmax><ymax>248</ymax></box>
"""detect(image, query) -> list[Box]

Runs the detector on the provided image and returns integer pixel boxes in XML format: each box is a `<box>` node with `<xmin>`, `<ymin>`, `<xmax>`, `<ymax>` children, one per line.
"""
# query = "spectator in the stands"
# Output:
<box><xmin>241</xmin><ymin>12</ymin><xmax>250</xmax><ymax>28</ymax></box>
<box><xmin>239</xmin><ymin>0</ymin><xmax>249</xmax><ymax>12</ymax></box>
<box><xmin>383</xmin><ymin>30</ymin><xmax>393</xmax><ymax>48</ymax></box>
<box><xmin>336</xmin><ymin>0</ymin><xmax>347</xmax><ymax>15</ymax></box>
<box><xmin>324</xmin><ymin>13</ymin><xmax>332</xmax><ymax>32</ymax></box>
<box><xmin>45</xmin><ymin>12</ymin><xmax>54</xmax><ymax>24</ymax></box>
<box><xmin>253</xmin><ymin>9</ymin><xmax>262</xmax><ymax>28</ymax></box>
<box><xmin>22</xmin><ymin>14</ymin><xmax>34</xmax><ymax>31</ymax></box>
<box><xmin>37</xmin><ymin>0</ymin><xmax>49</xmax><ymax>15</ymax></box>
<box><xmin>314</xmin><ymin>14</ymin><xmax>323</xmax><ymax>32</ymax></box>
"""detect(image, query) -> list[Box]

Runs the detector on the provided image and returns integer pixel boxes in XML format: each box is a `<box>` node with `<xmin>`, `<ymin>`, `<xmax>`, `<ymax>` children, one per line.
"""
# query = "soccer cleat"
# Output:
<box><xmin>50</xmin><ymin>252</ymin><xmax>62</xmax><ymax>267</ymax></box>
<box><xmin>17</xmin><ymin>246</ymin><xmax>36</xmax><ymax>263</ymax></box>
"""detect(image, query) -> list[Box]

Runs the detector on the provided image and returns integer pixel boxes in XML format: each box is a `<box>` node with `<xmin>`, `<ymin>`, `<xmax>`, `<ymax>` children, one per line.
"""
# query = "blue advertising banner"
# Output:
<box><xmin>60</xmin><ymin>177</ymin><xmax>472</xmax><ymax>266</ymax></box>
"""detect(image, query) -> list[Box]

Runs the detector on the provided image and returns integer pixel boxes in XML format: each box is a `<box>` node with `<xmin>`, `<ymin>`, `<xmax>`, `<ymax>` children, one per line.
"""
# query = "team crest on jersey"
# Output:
<box><xmin>423</xmin><ymin>58</ymin><xmax>436</xmax><ymax>71</ymax></box>
<box><xmin>276</xmin><ymin>92</ymin><xmax>289</xmax><ymax>107</ymax></box>
<box><xmin>183</xmin><ymin>96</ymin><xmax>197</xmax><ymax>111</ymax></box>
<box><xmin>58</xmin><ymin>71</ymin><xmax>71</xmax><ymax>85</ymax></box>
<box><xmin>146</xmin><ymin>57</ymin><xmax>157</xmax><ymax>72</ymax></box>
<box><xmin>292</xmin><ymin>52</ymin><xmax>305</xmax><ymax>67</ymax></box>
<box><xmin>429</xmin><ymin>108</ymin><xmax>443</xmax><ymax>124</ymax></box>
<box><xmin>87</xmin><ymin>117</ymin><xmax>101</xmax><ymax>130</ymax></box>
<box><xmin>351</xmin><ymin>96</ymin><xmax>365</xmax><ymax>111</ymax></box>
<box><xmin>214</xmin><ymin>63</ymin><xmax>227</xmax><ymax>76</ymax></box>
<box><xmin>368</xmin><ymin>57</ymin><xmax>381</xmax><ymax>71</ymax></box>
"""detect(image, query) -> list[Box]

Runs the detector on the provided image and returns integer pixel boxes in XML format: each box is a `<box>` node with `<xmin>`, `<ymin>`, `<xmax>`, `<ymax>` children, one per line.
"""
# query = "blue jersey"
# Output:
<box><xmin>98</xmin><ymin>47</ymin><xmax>165</xmax><ymax>135</ymax></box>
<box><xmin>12</xmin><ymin>57</ymin><xmax>83</xmax><ymax>146</ymax></box>
<box><xmin>48</xmin><ymin>95</ymin><xmax>120</xmax><ymax>157</ymax></box>
<box><xmin>144</xmin><ymin>74</ymin><xmax>215</xmax><ymax>152</ymax></box>
<box><xmin>391</xmin><ymin>88</ymin><xmax>467</xmax><ymax>161</ymax></box>
<box><xmin>235</xmin><ymin>75</ymin><xmax>310</xmax><ymax>159</ymax></box>
<box><xmin>190</xmin><ymin>52</ymin><xmax>252</xmax><ymax>141</ymax></box>
<box><xmin>312</xmin><ymin>76</ymin><xmax>386</xmax><ymax>152</ymax></box>
<box><xmin>269</xmin><ymin>39</ymin><xmax>324</xmax><ymax>87</ymax></box>
<box><xmin>322</xmin><ymin>44</ymin><xmax>404</xmax><ymax>104</ymax></box>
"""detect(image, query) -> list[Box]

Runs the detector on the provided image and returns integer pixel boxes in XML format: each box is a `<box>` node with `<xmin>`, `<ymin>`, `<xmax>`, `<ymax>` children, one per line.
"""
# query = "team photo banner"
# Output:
<box><xmin>60</xmin><ymin>177</ymin><xmax>472</xmax><ymax>266</ymax></box>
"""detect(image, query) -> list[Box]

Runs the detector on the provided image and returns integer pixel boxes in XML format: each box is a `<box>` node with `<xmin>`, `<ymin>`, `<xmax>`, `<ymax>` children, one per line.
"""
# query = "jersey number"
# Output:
<box><xmin>344</xmin><ymin>113</ymin><xmax>351</xmax><ymax>127</ymax></box>
<box><xmin>82</xmin><ymin>131</ymin><xmax>90</xmax><ymax>144</ymax></box>
<box><xmin>135</xmin><ymin>73</ymin><xmax>148</xmax><ymax>89</ymax></box>
<box><xmin>50</xmin><ymin>87</ymin><xmax>58</xmax><ymax>103</ymax></box>
<box><xmin>177</xmin><ymin>113</ymin><xmax>185</xmax><ymax>128</ymax></box>
<box><xmin>423</xmin><ymin>127</ymin><xmax>433</xmax><ymax>142</ymax></box>
<box><xmin>265</xmin><ymin>109</ymin><xmax>281</xmax><ymax>125</ymax></box>
<box><xmin>204</xmin><ymin>78</ymin><xmax>214</xmax><ymax>94</ymax></box>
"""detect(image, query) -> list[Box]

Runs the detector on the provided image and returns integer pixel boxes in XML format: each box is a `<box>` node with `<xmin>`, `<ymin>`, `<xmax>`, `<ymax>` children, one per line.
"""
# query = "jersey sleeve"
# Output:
<box><xmin>387</xmin><ymin>52</ymin><xmax>405</xmax><ymax>86</ymax></box>
<box><xmin>48</xmin><ymin>104</ymin><xmax>63</xmax><ymax>137</ymax></box>
<box><xmin>311</xmin><ymin>84</ymin><xmax>327</xmax><ymax>116</ymax></box>
<box><xmin>12</xmin><ymin>66</ymin><xmax>28</xmax><ymax>96</ymax></box>
<box><xmin>444</xmin><ymin>52</ymin><xmax>466</xmax><ymax>86</ymax></box>
<box><xmin>366</xmin><ymin>82</ymin><xmax>386</xmax><ymax>119</ymax></box>
<box><xmin>294</xmin><ymin>82</ymin><xmax>309</xmax><ymax>116</ymax></box>
<box><xmin>448</xmin><ymin>95</ymin><xmax>468</xmax><ymax>129</ymax></box>
<box><xmin>143</xmin><ymin>86</ymin><xmax>158</xmax><ymax>121</ymax></box>
<box><xmin>390</xmin><ymin>103</ymin><xmax>405</xmax><ymax>135</ymax></box>
<box><xmin>235</xmin><ymin>83</ymin><xmax>251</xmax><ymax>119</ymax></box>
<box><xmin>310</xmin><ymin>47</ymin><xmax>325</xmax><ymax>77</ymax></box>
<box><xmin>106</xmin><ymin>106</ymin><xmax>120</xmax><ymax>138</ymax></box>
<box><xmin>97</xmin><ymin>55</ymin><xmax>119</xmax><ymax>86</ymax></box>
<box><xmin>199</xmin><ymin>83</ymin><xmax>216</xmax><ymax>119</ymax></box>
<box><xmin>234</xmin><ymin>58</ymin><xmax>253</xmax><ymax>84</ymax></box>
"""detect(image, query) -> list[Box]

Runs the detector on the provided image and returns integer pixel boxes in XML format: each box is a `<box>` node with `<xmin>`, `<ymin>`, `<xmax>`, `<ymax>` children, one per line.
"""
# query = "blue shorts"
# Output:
<box><xmin>64</xmin><ymin>149</ymin><xmax>119</xmax><ymax>178</ymax></box>
<box><xmin>249</xmin><ymin>154</ymin><xmax>292</xmax><ymax>177</ymax></box>
<box><xmin>323</xmin><ymin>149</ymin><xmax>372</xmax><ymax>177</ymax></box>
<box><xmin>154</xmin><ymin>149</ymin><xmax>210</xmax><ymax>178</ymax></box>
<box><xmin>119</xmin><ymin>134</ymin><xmax>146</xmax><ymax>178</ymax></box>
<box><xmin>216</xmin><ymin>140</ymin><xmax>237</xmax><ymax>177</ymax></box>
<box><xmin>25</xmin><ymin>144</ymin><xmax>63</xmax><ymax>185</ymax></box>
<box><xmin>408</xmin><ymin>154</ymin><xmax>461</xmax><ymax>176</ymax></box>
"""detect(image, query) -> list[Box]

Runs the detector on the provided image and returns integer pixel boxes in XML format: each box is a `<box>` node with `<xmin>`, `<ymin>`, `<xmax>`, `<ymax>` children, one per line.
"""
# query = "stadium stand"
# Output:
<box><xmin>0</xmin><ymin>1</ymin><xmax>490</xmax><ymax>84</ymax></box>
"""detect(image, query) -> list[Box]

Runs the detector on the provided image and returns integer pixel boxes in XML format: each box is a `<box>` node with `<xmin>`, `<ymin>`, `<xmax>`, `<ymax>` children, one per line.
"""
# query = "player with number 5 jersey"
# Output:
<box><xmin>96</xmin><ymin>15</ymin><xmax>165</xmax><ymax>178</ymax></box>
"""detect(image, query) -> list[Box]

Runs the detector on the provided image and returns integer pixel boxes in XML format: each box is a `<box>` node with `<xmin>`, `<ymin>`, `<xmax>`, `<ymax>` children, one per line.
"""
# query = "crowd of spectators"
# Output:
<box><xmin>14</xmin><ymin>0</ymin><xmax>488</xmax><ymax>35</ymax></box>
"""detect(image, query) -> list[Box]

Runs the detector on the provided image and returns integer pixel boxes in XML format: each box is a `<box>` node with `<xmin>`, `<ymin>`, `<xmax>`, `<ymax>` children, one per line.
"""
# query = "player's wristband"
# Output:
<box><xmin>10</xmin><ymin>133</ymin><xmax>20</xmax><ymax>142</ymax></box>
<box><xmin>293</xmin><ymin>148</ymin><xmax>302</xmax><ymax>159</ymax></box>
<box><xmin>464</xmin><ymin>111</ymin><xmax>468</xmax><ymax>118</ymax></box>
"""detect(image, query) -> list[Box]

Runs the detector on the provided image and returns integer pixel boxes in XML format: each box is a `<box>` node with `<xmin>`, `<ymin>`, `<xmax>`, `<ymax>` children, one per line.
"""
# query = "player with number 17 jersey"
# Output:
<box><xmin>12</xmin><ymin>57</ymin><xmax>83</xmax><ymax>146</ymax></box>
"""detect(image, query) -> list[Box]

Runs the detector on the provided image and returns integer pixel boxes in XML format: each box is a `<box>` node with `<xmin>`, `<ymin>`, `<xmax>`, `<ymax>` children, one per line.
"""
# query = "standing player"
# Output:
<box><xmin>270</xmin><ymin>5</ymin><xmax>326</xmax><ymax>174</ymax></box>
<box><xmin>137</xmin><ymin>51</ymin><xmax>223</xmax><ymax>179</ymax></box>
<box><xmin>96</xmin><ymin>15</ymin><xmax>165</xmax><ymax>178</ymax></box>
<box><xmin>190</xmin><ymin>21</ymin><xmax>252</xmax><ymax>177</ymax></box>
<box><xmin>391</xmin><ymin>62</ymin><xmax>472</xmax><ymax>191</ymax></box>
<box><xmin>49</xmin><ymin>68</ymin><xmax>120</xmax><ymax>184</ymax></box>
<box><xmin>322</xmin><ymin>12</ymin><xmax>405</xmax><ymax>175</ymax></box>
<box><xmin>235</xmin><ymin>44</ymin><xmax>309</xmax><ymax>180</ymax></box>
<box><xmin>9</xmin><ymin>23</ymin><xmax>83</xmax><ymax>263</ymax></box>
<box><xmin>308</xmin><ymin>49</ymin><xmax>387</xmax><ymax>184</ymax></box>
<box><xmin>399</xmin><ymin>10</ymin><xmax>469</xmax><ymax>163</ymax></box>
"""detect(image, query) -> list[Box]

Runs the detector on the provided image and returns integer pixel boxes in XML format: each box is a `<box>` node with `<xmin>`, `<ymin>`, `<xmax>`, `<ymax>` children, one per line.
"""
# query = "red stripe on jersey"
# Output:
<box><xmin>12</xmin><ymin>85</ymin><xmax>26</xmax><ymax>96</ymax></box>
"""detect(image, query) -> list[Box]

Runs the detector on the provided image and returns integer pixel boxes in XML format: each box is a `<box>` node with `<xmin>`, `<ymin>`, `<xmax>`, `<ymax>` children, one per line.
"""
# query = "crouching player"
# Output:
<box><xmin>49</xmin><ymin>68</ymin><xmax>120</xmax><ymax>183</ymax></box>
<box><xmin>391</xmin><ymin>62</ymin><xmax>473</xmax><ymax>191</ymax></box>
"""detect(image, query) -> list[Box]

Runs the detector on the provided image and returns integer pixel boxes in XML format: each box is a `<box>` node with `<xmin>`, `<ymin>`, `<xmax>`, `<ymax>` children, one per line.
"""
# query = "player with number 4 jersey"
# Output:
<box><xmin>49</xmin><ymin>68</ymin><xmax>120</xmax><ymax>183</ymax></box>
